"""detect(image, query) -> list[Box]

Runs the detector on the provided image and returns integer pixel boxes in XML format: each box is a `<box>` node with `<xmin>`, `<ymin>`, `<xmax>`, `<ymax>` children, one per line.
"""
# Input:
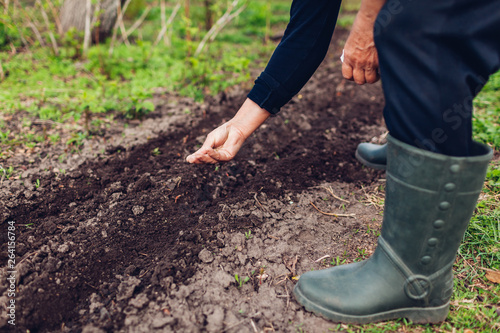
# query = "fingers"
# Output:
<box><xmin>342</xmin><ymin>61</ymin><xmax>380</xmax><ymax>85</ymax></box>
<box><xmin>364</xmin><ymin>68</ymin><xmax>380</xmax><ymax>84</ymax></box>
<box><xmin>352</xmin><ymin>68</ymin><xmax>366</xmax><ymax>85</ymax></box>
<box><xmin>341</xmin><ymin>62</ymin><xmax>353</xmax><ymax>82</ymax></box>
<box><xmin>186</xmin><ymin>148</ymin><xmax>218</xmax><ymax>164</ymax></box>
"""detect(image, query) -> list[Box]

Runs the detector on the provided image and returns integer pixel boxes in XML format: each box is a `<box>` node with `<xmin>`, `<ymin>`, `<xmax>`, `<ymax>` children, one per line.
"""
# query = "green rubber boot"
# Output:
<box><xmin>355</xmin><ymin>142</ymin><xmax>387</xmax><ymax>170</ymax></box>
<box><xmin>294</xmin><ymin>136</ymin><xmax>492</xmax><ymax>324</ymax></box>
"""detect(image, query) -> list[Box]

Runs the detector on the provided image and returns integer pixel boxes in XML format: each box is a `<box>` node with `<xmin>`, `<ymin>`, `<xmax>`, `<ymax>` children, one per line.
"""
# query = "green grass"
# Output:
<box><xmin>0</xmin><ymin>0</ymin><xmax>289</xmax><ymax>152</ymax></box>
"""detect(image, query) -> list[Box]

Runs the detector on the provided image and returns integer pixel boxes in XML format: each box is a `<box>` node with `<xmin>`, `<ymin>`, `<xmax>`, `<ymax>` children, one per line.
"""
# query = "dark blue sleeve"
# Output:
<box><xmin>247</xmin><ymin>0</ymin><xmax>342</xmax><ymax>114</ymax></box>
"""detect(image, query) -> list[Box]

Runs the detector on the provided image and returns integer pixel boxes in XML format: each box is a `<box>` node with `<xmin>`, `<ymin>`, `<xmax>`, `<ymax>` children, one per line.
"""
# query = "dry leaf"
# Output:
<box><xmin>464</xmin><ymin>329</ymin><xmax>474</xmax><ymax>333</ymax></box>
<box><xmin>485</xmin><ymin>270</ymin><xmax>500</xmax><ymax>284</ymax></box>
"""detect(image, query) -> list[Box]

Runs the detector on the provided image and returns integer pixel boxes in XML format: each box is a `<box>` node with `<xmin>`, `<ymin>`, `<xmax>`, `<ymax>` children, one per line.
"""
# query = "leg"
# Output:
<box><xmin>377</xmin><ymin>0</ymin><xmax>500</xmax><ymax>157</ymax></box>
<box><xmin>294</xmin><ymin>0</ymin><xmax>499</xmax><ymax>324</ymax></box>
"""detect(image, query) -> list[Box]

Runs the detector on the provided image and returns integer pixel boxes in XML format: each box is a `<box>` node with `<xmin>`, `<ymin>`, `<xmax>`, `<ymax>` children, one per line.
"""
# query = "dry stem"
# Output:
<box><xmin>310</xmin><ymin>202</ymin><xmax>355</xmax><ymax>217</ymax></box>
<box><xmin>154</xmin><ymin>0</ymin><xmax>181</xmax><ymax>47</ymax></box>
<box><xmin>36</xmin><ymin>0</ymin><xmax>59</xmax><ymax>55</ymax></box>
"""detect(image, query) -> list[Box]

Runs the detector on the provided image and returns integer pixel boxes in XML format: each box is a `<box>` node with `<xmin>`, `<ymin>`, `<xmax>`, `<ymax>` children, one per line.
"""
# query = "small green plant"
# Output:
<box><xmin>35</xmin><ymin>179</ymin><xmax>41</xmax><ymax>189</ymax></box>
<box><xmin>234</xmin><ymin>273</ymin><xmax>250</xmax><ymax>288</ymax></box>
<box><xmin>67</xmin><ymin>132</ymin><xmax>88</xmax><ymax>149</ymax></box>
<box><xmin>331</xmin><ymin>256</ymin><xmax>347</xmax><ymax>267</ymax></box>
<box><xmin>244</xmin><ymin>230</ymin><xmax>253</xmax><ymax>240</ymax></box>
<box><xmin>151</xmin><ymin>147</ymin><xmax>161</xmax><ymax>156</ymax></box>
<box><xmin>0</xmin><ymin>165</ymin><xmax>14</xmax><ymax>179</ymax></box>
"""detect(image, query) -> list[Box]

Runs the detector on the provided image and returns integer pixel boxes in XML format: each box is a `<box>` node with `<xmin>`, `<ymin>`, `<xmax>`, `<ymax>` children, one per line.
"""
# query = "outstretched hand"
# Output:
<box><xmin>186</xmin><ymin>98</ymin><xmax>270</xmax><ymax>164</ymax></box>
<box><xmin>186</xmin><ymin>122</ymin><xmax>247</xmax><ymax>164</ymax></box>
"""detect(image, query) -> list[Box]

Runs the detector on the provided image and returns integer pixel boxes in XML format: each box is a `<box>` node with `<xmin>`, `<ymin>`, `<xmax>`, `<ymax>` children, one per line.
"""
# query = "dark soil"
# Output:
<box><xmin>0</xmin><ymin>28</ymin><xmax>387</xmax><ymax>333</ymax></box>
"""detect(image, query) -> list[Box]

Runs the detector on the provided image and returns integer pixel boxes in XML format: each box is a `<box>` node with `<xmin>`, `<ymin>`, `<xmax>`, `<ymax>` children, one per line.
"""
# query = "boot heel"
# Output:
<box><xmin>405</xmin><ymin>303</ymin><xmax>449</xmax><ymax>324</ymax></box>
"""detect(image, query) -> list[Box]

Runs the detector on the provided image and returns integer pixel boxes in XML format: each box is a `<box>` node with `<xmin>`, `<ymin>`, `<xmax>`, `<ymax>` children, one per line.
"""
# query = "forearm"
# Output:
<box><xmin>248</xmin><ymin>0</ymin><xmax>342</xmax><ymax>114</ymax></box>
<box><xmin>358</xmin><ymin>0</ymin><xmax>387</xmax><ymax>22</ymax></box>
<box><xmin>229</xmin><ymin>98</ymin><xmax>270</xmax><ymax>139</ymax></box>
<box><xmin>350</xmin><ymin>0</ymin><xmax>387</xmax><ymax>50</ymax></box>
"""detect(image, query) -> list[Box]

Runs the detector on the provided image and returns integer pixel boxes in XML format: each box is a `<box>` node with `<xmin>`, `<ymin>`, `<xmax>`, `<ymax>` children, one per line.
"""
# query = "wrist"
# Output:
<box><xmin>230</xmin><ymin>98</ymin><xmax>270</xmax><ymax>139</ymax></box>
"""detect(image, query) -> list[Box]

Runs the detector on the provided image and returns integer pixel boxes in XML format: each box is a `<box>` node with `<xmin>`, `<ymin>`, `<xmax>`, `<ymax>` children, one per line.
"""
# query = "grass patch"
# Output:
<box><xmin>0</xmin><ymin>0</ymin><xmax>289</xmax><ymax>152</ymax></box>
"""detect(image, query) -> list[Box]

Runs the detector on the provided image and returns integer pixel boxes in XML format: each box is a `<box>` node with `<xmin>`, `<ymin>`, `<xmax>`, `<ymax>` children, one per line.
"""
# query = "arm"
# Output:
<box><xmin>248</xmin><ymin>0</ymin><xmax>342</xmax><ymax>114</ymax></box>
<box><xmin>186</xmin><ymin>98</ymin><xmax>269</xmax><ymax>164</ymax></box>
<box><xmin>187</xmin><ymin>0</ymin><xmax>385</xmax><ymax>164</ymax></box>
<box><xmin>187</xmin><ymin>0</ymin><xmax>341</xmax><ymax>164</ymax></box>
<box><xmin>342</xmin><ymin>0</ymin><xmax>387</xmax><ymax>84</ymax></box>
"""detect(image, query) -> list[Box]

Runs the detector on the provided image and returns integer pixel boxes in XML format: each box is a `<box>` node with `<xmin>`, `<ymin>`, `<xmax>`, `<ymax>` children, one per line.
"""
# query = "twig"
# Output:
<box><xmin>208</xmin><ymin>3</ymin><xmax>245</xmax><ymax>43</ymax></box>
<box><xmin>45</xmin><ymin>0</ymin><xmax>62</xmax><ymax>35</ymax></box>
<box><xmin>84</xmin><ymin>281</ymin><xmax>98</xmax><ymax>290</ymax></box>
<box><xmin>121</xmin><ymin>6</ymin><xmax>151</xmax><ymax>43</ymax></box>
<box><xmin>109</xmin><ymin>0</ymin><xmax>131</xmax><ymax>55</ymax></box>
<box><xmin>17</xmin><ymin>251</ymin><xmax>38</xmax><ymax>265</ymax></box>
<box><xmin>117</xmin><ymin>0</ymin><xmax>130</xmax><ymax>46</ymax></box>
<box><xmin>223</xmin><ymin>319</ymin><xmax>246</xmax><ymax>332</ymax></box>
<box><xmin>250</xmin><ymin>320</ymin><xmax>258</xmax><ymax>333</ymax></box>
<box><xmin>83</xmin><ymin>0</ymin><xmax>92</xmax><ymax>54</ymax></box>
<box><xmin>194</xmin><ymin>0</ymin><xmax>246</xmax><ymax>56</ymax></box>
<box><xmin>36</xmin><ymin>0</ymin><xmax>59</xmax><ymax>55</ymax></box>
<box><xmin>310</xmin><ymin>202</ymin><xmax>356</xmax><ymax>217</ymax></box>
<box><xmin>154</xmin><ymin>0</ymin><xmax>181</xmax><ymax>47</ymax></box>
<box><xmin>28</xmin><ymin>21</ymin><xmax>46</xmax><ymax>47</ymax></box>
<box><xmin>314</xmin><ymin>254</ymin><xmax>330</xmax><ymax>263</ymax></box>
<box><xmin>285</xmin><ymin>283</ymin><xmax>290</xmax><ymax>309</ymax></box>
<box><xmin>0</xmin><ymin>59</ymin><xmax>4</xmax><ymax>82</ymax></box>
<box><xmin>324</xmin><ymin>186</ymin><xmax>350</xmax><ymax>203</ymax></box>
<box><xmin>13</xmin><ymin>0</ymin><xmax>45</xmax><ymax>48</ymax></box>
<box><xmin>160</xmin><ymin>0</ymin><xmax>166</xmax><ymax>44</ymax></box>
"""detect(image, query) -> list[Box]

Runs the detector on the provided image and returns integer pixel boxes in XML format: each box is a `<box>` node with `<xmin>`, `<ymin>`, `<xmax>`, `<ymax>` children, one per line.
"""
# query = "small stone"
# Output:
<box><xmin>132</xmin><ymin>206</ymin><xmax>145</xmax><ymax>216</ymax></box>
<box><xmin>82</xmin><ymin>325</ymin><xmax>106</xmax><ymax>333</ymax></box>
<box><xmin>152</xmin><ymin>315</ymin><xmax>176</xmax><ymax>328</ymax></box>
<box><xmin>57</xmin><ymin>244</ymin><xmax>70</xmax><ymax>254</ymax></box>
<box><xmin>198</xmin><ymin>249</ymin><xmax>214</xmax><ymax>263</ymax></box>
<box><xmin>129</xmin><ymin>293</ymin><xmax>149</xmax><ymax>309</ymax></box>
<box><xmin>116</xmin><ymin>276</ymin><xmax>141</xmax><ymax>301</ymax></box>
<box><xmin>212</xmin><ymin>271</ymin><xmax>233</xmax><ymax>288</ymax></box>
<box><xmin>206</xmin><ymin>307</ymin><xmax>225</xmax><ymax>332</ymax></box>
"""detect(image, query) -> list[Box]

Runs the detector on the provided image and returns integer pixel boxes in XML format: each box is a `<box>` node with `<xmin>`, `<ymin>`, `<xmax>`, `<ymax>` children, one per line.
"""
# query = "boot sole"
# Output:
<box><xmin>293</xmin><ymin>284</ymin><xmax>449</xmax><ymax>324</ymax></box>
<box><xmin>355</xmin><ymin>149</ymin><xmax>387</xmax><ymax>170</ymax></box>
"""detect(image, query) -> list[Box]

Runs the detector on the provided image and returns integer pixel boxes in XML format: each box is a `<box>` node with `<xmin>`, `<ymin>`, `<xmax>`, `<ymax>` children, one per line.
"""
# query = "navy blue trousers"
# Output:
<box><xmin>248</xmin><ymin>0</ymin><xmax>500</xmax><ymax>157</ymax></box>
<box><xmin>375</xmin><ymin>0</ymin><xmax>500</xmax><ymax>156</ymax></box>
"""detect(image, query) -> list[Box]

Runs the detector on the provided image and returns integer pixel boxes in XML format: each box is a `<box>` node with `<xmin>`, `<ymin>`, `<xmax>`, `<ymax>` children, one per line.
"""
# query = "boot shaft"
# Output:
<box><xmin>382</xmin><ymin>137</ymin><xmax>493</xmax><ymax>275</ymax></box>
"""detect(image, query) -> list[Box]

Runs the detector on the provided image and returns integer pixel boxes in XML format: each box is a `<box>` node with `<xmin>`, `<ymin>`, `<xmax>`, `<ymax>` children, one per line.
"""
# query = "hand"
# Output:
<box><xmin>342</xmin><ymin>0</ymin><xmax>386</xmax><ymax>85</ymax></box>
<box><xmin>186</xmin><ymin>98</ymin><xmax>270</xmax><ymax>164</ymax></box>
<box><xmin>186</xmin><ymin>122</ymin><xmax>247</xmax><ymax>164</ymax></box>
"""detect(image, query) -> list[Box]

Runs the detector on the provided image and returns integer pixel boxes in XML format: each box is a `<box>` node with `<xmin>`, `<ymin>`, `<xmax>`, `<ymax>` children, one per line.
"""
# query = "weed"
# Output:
<box><xmin>244</xmin><ymin>230</ymin><xmax>253</xmax><ymax>240</ymax></box>
<box><xmin>151</xmin><ymin>147</ymin><xmax>161</xmax><ymax>156</ymax></box>
<box><xmin>234</xmin><ymin>273</ymin><xmax>250</xmax><ymax>288</ymax></box>
<box><xmin>331</xmin><ymin>256</ymin><xmax>347</xmax><ymax>267</ymax></box>
<box><xmin>0</xmin><ymin>165</ymin><xmax>14</xmax><ymax>180</ymax></box>
<box><xmin>35</xmin><ymin>179</ymin><xmax>40</xmax><ymax>189</ymax></box>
